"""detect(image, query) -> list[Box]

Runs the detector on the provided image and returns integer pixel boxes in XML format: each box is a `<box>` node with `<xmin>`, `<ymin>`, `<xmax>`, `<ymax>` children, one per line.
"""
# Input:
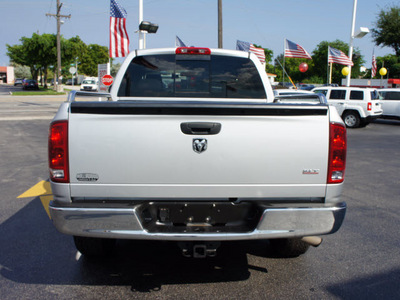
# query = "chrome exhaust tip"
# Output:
<box><xmin>301</xmin><ymin>236</ymin><xmax>323</xmax><ymax>247</ymax></box>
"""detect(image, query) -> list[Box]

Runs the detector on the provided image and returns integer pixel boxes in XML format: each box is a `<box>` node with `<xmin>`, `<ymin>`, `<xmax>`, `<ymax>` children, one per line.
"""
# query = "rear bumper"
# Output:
<box><xmin>365</xmin><ymin>114</ymin><xmax>381</xmax><ymax>122</ymax></box>
<box><xmin>49</xmin><ymin>201</ymin><xmax>346</xmax><ymax>241</ymax></box>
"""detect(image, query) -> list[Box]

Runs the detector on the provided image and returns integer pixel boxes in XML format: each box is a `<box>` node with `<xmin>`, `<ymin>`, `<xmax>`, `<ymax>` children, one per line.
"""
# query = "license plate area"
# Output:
<box><xmin>138</xmin><ymin>201</ymin><xmax>262</xmax><ymax>233</ymax></box>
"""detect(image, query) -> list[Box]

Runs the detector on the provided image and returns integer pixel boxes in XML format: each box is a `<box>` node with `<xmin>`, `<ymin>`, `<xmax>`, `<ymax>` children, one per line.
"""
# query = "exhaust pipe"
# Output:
<box><xmin>301</xmin><ymin>236</ymin><xmax>323</xmax><ymax>247</ymax></box>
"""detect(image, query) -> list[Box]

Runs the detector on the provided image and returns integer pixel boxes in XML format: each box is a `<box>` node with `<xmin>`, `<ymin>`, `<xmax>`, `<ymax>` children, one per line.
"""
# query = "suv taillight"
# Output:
<box><xmin>48</xmin><ymin>120</ymin><xmax>69</xmax><ymax>183</ymax></box>
<box><xmin>328</xmin><ymin>122</ymin><xmax>347</xmax><ymax>184</ymax></box>
<box><xmin>367</xmin><ymin>102</ymin><xmax>372</xmax><ymax>111</ymax></box>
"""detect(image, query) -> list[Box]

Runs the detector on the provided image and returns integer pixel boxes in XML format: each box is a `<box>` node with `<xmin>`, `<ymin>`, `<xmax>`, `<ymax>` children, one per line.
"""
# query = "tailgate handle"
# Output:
<box><xmin>180</xmin><ymin>122</ymin><xmax>221</xmax><ymax>135</ymax></box>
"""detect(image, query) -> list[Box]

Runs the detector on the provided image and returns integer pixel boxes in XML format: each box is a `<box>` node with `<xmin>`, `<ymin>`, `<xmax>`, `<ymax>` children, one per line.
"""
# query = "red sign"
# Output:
<box><xmin>101</xmin><ymin>74</ymin><xmax>114</xmax><ymax>86</ymax></box>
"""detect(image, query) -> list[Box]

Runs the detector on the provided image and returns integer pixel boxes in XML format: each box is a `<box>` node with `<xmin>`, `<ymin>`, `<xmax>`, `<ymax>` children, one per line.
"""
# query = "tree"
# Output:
<box><xmin>79</xmin><ymin>44</ymin><xmax>109</xmax><ymax>76</ymax></box>
<box><xmin>251</xmin><ymin>44</ymin><xmax>274</xmax><ymax>74</ymax></box>
<box><xmin>11</xmin><ymin>63</ymin><xmax>31</xmax><ymax>79</ymax></box>
<box><xmin>111</xmin><ymin>63</ymin><xmax>121</xmax><ymax>77</ymax></box>
<box><xmin>372</xmin><ymin>5</ymin><xmax>400</xmax><ymax>56</ymax></box>
<box><xmin>7</xmin><ymin>33</ymin><xmax>109</xmax><ymax>86</ymax></box>
<box><xmin>373</xmin><ymin>54</ymin><xmax>400</xmax><ymax>79</ymax></box>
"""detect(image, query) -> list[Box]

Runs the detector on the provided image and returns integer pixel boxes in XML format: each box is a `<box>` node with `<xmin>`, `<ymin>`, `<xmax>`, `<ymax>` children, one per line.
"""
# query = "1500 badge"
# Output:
<box><xmin>303</xmin><ymin>169</ymin><xmax>320</xmax><ymax>175</ymax></box>
<box><xmin>76</xmin><ymin>173</ymin><xmax>99</xmax><ymax>182</ymax></box>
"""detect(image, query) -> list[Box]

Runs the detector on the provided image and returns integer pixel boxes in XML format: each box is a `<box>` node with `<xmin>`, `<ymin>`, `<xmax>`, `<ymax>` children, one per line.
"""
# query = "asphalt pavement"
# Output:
<box><xmin>0</xmin><ymin>91</ymin><xmax>399</xmax><ymax>299</ymax></box>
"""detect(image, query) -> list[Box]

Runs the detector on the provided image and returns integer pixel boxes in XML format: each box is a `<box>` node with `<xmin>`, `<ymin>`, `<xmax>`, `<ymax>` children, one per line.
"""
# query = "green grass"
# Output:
<box><xmin>12</xmin><ymin>87</ymin><xmax>66</xmax><ymax>96</ymax></box>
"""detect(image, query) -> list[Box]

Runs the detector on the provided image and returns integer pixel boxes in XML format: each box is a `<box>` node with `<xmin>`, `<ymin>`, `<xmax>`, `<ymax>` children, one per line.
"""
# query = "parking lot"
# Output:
<box><xmin>0</xmin><ymin>92</ymin><xmax>399</xmax><ymax>299</ymax></box>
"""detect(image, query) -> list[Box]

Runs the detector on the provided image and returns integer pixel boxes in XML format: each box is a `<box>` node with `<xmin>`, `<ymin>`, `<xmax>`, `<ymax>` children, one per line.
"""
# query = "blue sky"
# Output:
<box><xmin>0</xmin><ymin>0</ymin><xmax>396</xmax><ymax>68</ymax></box>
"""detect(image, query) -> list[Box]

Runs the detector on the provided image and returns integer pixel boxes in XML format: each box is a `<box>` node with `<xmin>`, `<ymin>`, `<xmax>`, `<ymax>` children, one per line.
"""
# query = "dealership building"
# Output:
<box><xmin>0</xmin><ymin>66</ymin><xmax>15</xmax><ymax>84</ymax></box>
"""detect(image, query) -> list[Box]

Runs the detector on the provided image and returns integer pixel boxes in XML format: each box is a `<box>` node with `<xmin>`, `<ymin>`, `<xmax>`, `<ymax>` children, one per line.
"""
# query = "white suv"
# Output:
<box><xmin>312</xmin><ymin>87</ymin><xmax>383</xmax><ymax>128</ymax></box>
<box><xmin>80</xmin><ymin>78</ymin><xmax>99</xmax><ymax>92</ymax></box>
<box><xmin>377</xmin><ymin>89</ymin><xmax>400</xmax><ymax>120</ymax></box>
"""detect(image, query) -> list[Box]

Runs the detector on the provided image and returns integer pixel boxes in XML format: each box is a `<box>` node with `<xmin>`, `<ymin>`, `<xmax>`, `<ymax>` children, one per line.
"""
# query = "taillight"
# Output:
<box><xmin>48</xmin><ymin>120</ymin><xmax>69</xmax><ymax>183</ymax></box>
<box><xmin>175</xmin><ymin>47</ymin><xmax>211</xmax><ymax>55</ymax></box>
<box><xmin>328</xmin><ymin>122</ymin><xmax>347</xmax><ymax>184</ymax></box>
<box><xmin>367</xmin><ymin>102</ymin><xmax>372</xmax><ymax>111</ymax></box>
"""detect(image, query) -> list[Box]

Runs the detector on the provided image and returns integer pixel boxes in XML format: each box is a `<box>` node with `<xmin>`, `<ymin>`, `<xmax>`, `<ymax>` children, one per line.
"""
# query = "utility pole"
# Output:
<box><xmin>46</xmin><ymin>0</ymin><xmax>71</xmax><ymax>92</ymax></box>
<box><xmin>218</xmin><ymin>0</ymin><xmax>223</xmax><ymax>48</ymax></box>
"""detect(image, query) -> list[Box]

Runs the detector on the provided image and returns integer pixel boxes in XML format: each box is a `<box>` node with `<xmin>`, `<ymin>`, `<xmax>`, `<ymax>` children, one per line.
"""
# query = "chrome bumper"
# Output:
<box><xmin>49</xmin><ymin>202</ymin><xmax>346</xmax><ymax>241</ymax></box>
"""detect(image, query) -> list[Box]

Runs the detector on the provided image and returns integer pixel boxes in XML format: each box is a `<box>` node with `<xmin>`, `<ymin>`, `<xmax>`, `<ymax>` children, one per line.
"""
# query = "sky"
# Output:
<box><xmin>0</xmin><ymin>0</ymin><xmax>396</xmax><ymax>69</ymax></box>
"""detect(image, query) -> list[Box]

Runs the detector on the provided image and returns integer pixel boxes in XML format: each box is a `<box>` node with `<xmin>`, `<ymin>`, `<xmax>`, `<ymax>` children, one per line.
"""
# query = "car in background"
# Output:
<box><xmin>297</xmin><ymin>83</ymin><xmax>315</xmax><ymax>91</ymax></box>
<box><xmin>377</xmin><ymin>89</ymin><xmax>400</xmax><ymax>120</ymax></box>
<box><xmin>14</xmin><ymin>78</ymin><xmax>24</xmax><ymax>86</ymax></box>
<box><xmin>22</xmin><ymin>79</ymin><xmax>39</xmax><ymax>90</ymax></box>
<box><xmin>65</xmin><ymin>78</ymin><xmax>78</xmax><ymax>85</ymax></box>
<box><xmin>80</xmin><ymin>78</ymin><xmax>98</xmax><ymax>92</ymax></box>
<box><xmin>312</xmin><ymin>86</ymin><xmax>383</xmax><ymax>128</ymax></box>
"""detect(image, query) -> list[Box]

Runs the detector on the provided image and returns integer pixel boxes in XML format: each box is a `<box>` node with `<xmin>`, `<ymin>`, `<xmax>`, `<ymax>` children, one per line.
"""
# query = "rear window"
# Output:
<box><xmin>117</xmin><ymin>54</ymin><xmax>266</xmax><ymax>99</ymax></box>
<box><xmin>330</xmin><ymin>90</ymin><xmax>346</xmax><ymax>99</ymax></box>
<box><xmin>380</xmin><ymin>91</ymin><xmax>400</xmax><ymax>100</ymax></box>
<box><xmin>370</xmin><ymin>90</ymin><xmax>379</xmax><ymax>100</ymax></box>
<box><xmin>350</xmin><ymin>90</ymin><xmax>364</xmax><ymax>100</ymax></box>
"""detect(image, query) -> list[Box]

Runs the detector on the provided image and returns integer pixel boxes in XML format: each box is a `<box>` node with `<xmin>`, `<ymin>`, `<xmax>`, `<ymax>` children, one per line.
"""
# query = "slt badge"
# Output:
<box><xmin>193</xmin><ymin>138</ymin><xmax>207</xmax><ymax>154</ymax></box>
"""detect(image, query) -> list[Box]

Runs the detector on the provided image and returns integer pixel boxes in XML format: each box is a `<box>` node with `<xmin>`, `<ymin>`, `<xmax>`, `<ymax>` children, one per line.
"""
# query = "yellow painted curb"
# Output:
<box><xmin>18</xmin><ymin>180</ymin><xmax>52</xmax><ymax>198</ymax></box>
<box><xmin>40</xmin><ymin>195</ymin><xmax>54</xmax><ymax>219</ymax></box>
<box><xmin>18</xmin><ymin>180</ymin><xmax>53</xmax><ymax>219</ymax></box>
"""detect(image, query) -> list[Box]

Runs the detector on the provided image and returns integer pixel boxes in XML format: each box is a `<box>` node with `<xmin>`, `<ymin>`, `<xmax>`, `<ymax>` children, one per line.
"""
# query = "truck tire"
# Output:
<box><xmin>269</xmin><ymin>238</ymin><xmax>310</xmax><ymax>257</ymax></box>
<box><xmin>343</xmin><ymin>111</ymin><xmax>361</xmax><ymax>128</ymax></box>
<box><xmin>73</xmin><ymin>236</ymin><xmax>116</xmax><ymax>258</ymax></box>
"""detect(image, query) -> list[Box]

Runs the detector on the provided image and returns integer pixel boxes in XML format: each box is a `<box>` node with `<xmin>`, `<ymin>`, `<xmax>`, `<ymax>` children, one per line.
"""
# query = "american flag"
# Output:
<box><xmin>284</xmin><ymin>39</ymin><xmax>311</xmax><ymax>59</ymax></box>
<box><xmin>236</xmin><ymin>40</ymin><xmax>266</xmax><ymax>64</ymax></box>
<box><xmin>109</xmin><ymin>0</ymin><xmax>130</xmax><ymax>58</ymax></box>
<box><xmin>371</xmin><ymin>51</ymin><xmax>377</xmax><ymax>77</ymax></box>
<box><xmin>328</xmin><ymin>46</ymin><xmax>353</xmax><ymax>66</ymax></box>
<box><xmin>175</xmin><ymin>36</ymin><xmax>187</xmax><ymax>47</ymax></box>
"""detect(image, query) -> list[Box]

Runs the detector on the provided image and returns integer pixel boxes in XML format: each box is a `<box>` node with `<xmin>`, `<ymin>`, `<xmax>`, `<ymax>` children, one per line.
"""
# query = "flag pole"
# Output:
<box><xmin>276</xmin><ymin>58</ymin><xmax>296</xmax><ymax>89</ymax></box>
<box><xmin>282</xmin><ymin>39</ymin><xmax>285</xmax><ymax>84</ymax></box>
<box><xmin>327</xmin><ymin>47</ymin><xmax>329</xmax><ymax>84</ymax></box>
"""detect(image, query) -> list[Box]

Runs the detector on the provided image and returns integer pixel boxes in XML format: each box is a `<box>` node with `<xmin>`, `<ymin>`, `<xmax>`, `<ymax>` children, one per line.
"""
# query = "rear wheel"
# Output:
<box><xmin>73</xmin><ymin>236</ymin><xmax>116</xmax><ymax>258</ymax></box>
<box><xmin>343</xmin><ymin>111</ymin><xmax>361</xmax><ymax>128</ymax></box>
<box><xmin>269</xmin><ymin>238</ymin><xmax>310</xmax><ymax>257</ymax></box>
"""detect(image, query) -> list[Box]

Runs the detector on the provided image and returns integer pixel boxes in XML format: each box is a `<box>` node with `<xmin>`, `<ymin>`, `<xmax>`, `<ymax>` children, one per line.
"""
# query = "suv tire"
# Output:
<box><xmin>343</xmin><ymin>111</ymin><xmax>361</xmax><ymax>128</ymax></box>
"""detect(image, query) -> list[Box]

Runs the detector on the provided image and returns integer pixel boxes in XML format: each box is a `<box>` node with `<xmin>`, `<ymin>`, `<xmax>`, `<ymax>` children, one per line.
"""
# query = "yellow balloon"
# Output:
<box><xmin>342</xmin><ymin>67</ymin><xmax>350</xmax><ymax>76</ymax></box>
<box><xmin>379</xmin><ymin>68</ymin><xmax>387</xmax><ymax>76</ymax></box>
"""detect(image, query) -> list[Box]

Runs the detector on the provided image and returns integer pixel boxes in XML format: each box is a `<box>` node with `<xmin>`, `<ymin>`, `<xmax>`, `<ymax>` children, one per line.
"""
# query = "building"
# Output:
<box><xmin>267</xmin><ymin>73</ymin><xmax>278</xmax><ymax>86</ymax></box>
<box><xmin>341</xmin><ymin>78</ymin><xmax>400</xmax><ymax>88</ymax></box>
<box><xmin>0</xmin><ymin>66</ymin><xmax>15</xmax><ymax>84</ymax></box>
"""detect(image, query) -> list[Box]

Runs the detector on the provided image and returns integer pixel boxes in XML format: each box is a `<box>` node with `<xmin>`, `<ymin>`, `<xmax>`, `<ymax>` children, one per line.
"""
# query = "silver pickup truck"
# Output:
<box><xmin>48</xmin><ymin>47</ymin><xmax>347</xmax><ymax>258</ymax></box>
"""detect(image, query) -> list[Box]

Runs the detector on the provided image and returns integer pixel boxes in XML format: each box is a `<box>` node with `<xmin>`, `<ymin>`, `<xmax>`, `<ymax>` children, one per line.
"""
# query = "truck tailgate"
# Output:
<box><xmin>68</xmin><ymin>102</ymin><xmax>329</xmax><ymax>199</ymax></box>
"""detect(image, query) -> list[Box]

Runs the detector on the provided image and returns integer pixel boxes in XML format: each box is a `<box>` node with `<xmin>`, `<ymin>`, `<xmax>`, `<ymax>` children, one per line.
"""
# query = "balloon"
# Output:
<box><xmin>379</xmin><ymin>68</ymin><xmax>387</xmax><ymax>76</ymax></box>
<box><xmin>299</xmin><ymin>62</ymin><xmax>308</xmax><ymax>73</ymax></box>
<box><xmin>342</xmin><ymin>67</ymin><xmax>350</xmax><ymax>76</ymax></box>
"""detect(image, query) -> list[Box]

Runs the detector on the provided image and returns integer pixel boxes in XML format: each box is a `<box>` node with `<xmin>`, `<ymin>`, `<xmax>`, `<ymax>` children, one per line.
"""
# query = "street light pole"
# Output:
<box><xmin>346</xmin><ymin>0</ymin><xmax>357</xmax><ymax>87</ymax></box>
<box><xmin>138</xmin><ymin>0</ymin><xmax>144</xmax><ymax>49</ymax></box>
<box><xmin>218</xmin><ymin>0</ymin><xmax>223</xmax><ymax>48</ymax></box>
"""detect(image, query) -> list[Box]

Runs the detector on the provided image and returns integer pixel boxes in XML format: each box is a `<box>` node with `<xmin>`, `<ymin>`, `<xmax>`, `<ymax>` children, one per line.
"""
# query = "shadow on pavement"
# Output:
<box><xmin>325</xmin><ymin>268</ymin><xmax>400</xmax><ymax>299</ymax></box>
<box><xmin>1</xmin><ymin>197</ymin><xmax>273</xmax><ymax>291</ymax></box>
